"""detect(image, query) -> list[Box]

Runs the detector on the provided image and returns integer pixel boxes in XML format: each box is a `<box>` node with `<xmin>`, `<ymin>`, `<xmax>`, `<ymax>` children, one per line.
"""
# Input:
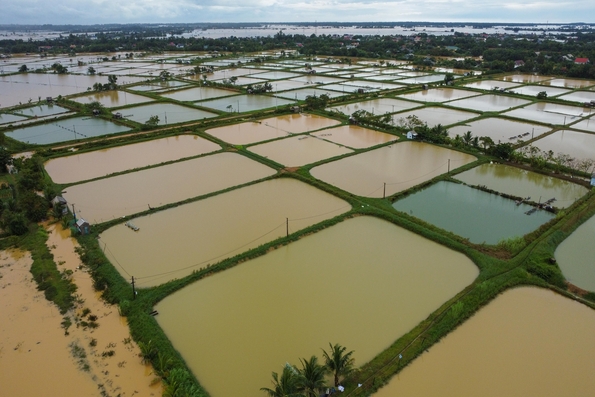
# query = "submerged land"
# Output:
<box><xmin>1</xmin><ymin>22</ymin><xmax>595</xmax><ymax>397</ymax></box>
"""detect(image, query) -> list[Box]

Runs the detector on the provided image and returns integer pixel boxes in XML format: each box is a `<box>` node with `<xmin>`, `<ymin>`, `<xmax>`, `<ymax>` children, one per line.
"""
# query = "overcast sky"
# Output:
<box><xmin>2</xmin><ymin>0</ymin><xmax>594</xmax><ymax>26</ymax></box>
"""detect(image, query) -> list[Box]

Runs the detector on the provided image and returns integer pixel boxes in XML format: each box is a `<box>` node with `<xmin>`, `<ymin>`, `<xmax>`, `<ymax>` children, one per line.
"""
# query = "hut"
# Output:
<box><xmin>76</xmin><ymin>219</ymin><xmax>90</xmax><ymax>235</ymax></box>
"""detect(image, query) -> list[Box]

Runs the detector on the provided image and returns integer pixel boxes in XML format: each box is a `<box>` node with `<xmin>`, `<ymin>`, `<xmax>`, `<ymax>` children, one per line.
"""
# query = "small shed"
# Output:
<box><xmin>76</xmin><ymin>218</ymin><xmax>90</xmax><ymax>235</ymax></box>
<box><xmin>51</xmin><ymin>196</ymin><xmax>69</xmax><ymax>215</ymax></box>
<box><xmin>406</xmin><ymin>131</ymin><xmax>418</xmax><ymax>140</ymax></box>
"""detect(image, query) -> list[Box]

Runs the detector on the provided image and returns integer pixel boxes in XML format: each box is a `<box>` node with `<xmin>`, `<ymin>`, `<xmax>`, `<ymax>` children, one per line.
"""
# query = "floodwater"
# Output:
<box><xmin>197</xmin><ymin>94</ymin><xmax>294</xmax><ymax>112</ymax></box>
<box><xmin>508</xmin><ymin>84</ymin><xmax>571</xmax><ymax>98</ymax></box>
<box><xmin>448</xmin><ymin>117</ymin><xmax>551</xmax><ymax>143</ymax></box>
<box><xmin>0</xmin><ymin>112</ymin><xmax>26</xmax><ymax>124</ymax></box>
<box><xmin>556</xmin><ymin>215</ymin><xmax>595</xmax><ymax>291</ymax></box>
<box><xmin>504</xmin><ymin>102</ymin><xmax>589</xmax><ymax>125</ymax></box>
<box><xmin>277</xmin><ymin>88</ymin><xmax>346</xmax><ymax>101</ymax></box>
<box><xmin>160</xmin><ymin>86</ymin><xmax>236</xmax><ymax>102</ymax></box>
<box><xmin>558</xmin><ymin>90</ymin><xmax>595</xmax><ymax>103</ymax></box>
<box><xmin>249</xmin><ymin>134</ymin><xmax>353</xmax><ymax>167</ymax></box>
<box><xmin>454</xmin><ymin>163</ymin><xmax>588</xmax><ymax>208</ymax></box>
<box><xmin>72</xmin><ymin>90</ymin><xmax>153</xmax><ymax>108</ymax></box>
<box><xmin>12</xmin><ymin>103</ymin><xmax>70</xmax><ymax>117</ymax></box>
<box><xmin>499</xmin><ymin>74</ymin><xmax>553</xmax><ymax>84</ymax></box>
<box><xmin>373</xmin><ymin>287</ymin><xmax>595</xmax><ymax>397</ymax></box>
<box><xmin>311</xmin><ymin>142</ymin><xmax>477</xmax><ymax>197</ymax></box>
<box><xmin>311</xmin><ymin>125</ymin><xmax>399</xmax><ymax>149</ymax></box>
<box><xmin>447</xmin><ymin>94</ymin><xmax>530</xmax><ymax>112</ymax></box>
<box><xmin>328</xmin><ymin>98</ymin><xmax>420</xmax><ymax>116</ymax></box>
<box><xmin>62</xmin><ymin>152</ymin><xmax>275</xmax><ymax>222</ymax></box>
<box><xmin>544</xmin><ymin>78</ymin><xmax>595</xmax><ymax>89</ymax></box>
<box><xmin>130</xmin><ymin>80</ymin><xmax>190</xmax><ymax>91</ymax></box>
<box><xmin>6</xmin><ymin>116</ymin><xmax>130</xmax><ymax>145</ymax></box>
<box><xmin>122</xmin><ymin>102</ymin><xmax>218</xmax><ymax>124</ymax></box>
<box><xmin>392</xmin><ymin>107</ymin><xmax>478</xmax><ymax>127</ymax></box>
<box><xmin>100</xmin><ymin>178</ymin><xmax>350</xmax><ymax>286</ymax></box>
<box><xmin>397</xmin><ymin>88</ymin><xmax>479</xmax><ymax>103</ymax></box>
<box><xmin>206</xmin><ymin>113</ymin><xmax>341</xmax><ymax>145</ymax></box>
<box><xmin>155</xmin><ymin>216</ymin><xmax>479</xmax><ymax>397</ymax></box>
<box><xmin>463</xmin><ymin>80</ymin><xmax>521</xmax><ymax>90</ymax></box>
<box><xmin>45</xmin><ymin>135</ymin><xmax>221</xmax><ymax>184</ymax></box>
<box><xmin>531</xmin><ymin>129</ymin><xmax>595</xmax><ymax>161</ymax></box>
<box><xmin>397</xmin><ymin>74</ymin><xmax>446</xmax><ymax>84</ymax></box>
<box><xmin>392</xmin><ymin>181</ymin><xmax>554</xmax><ymax>244</ymax></box>
<box><xmin>569</xmin><ymin>115</ymin><xmax>595</xmax><ymax>133</ymax></box>
<box><xmin>0</xmin><ymin>73</ymin><xmax>145</xmax><ymax>108</ymax></box>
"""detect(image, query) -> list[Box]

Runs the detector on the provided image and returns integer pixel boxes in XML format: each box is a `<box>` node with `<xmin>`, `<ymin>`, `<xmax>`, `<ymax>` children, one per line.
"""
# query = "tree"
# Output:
<box><xmin>444</xmin><ymin>72</ymin><xmax>455</xmax><ymax>84</ymax></box>
<box><xmin>19</xmin><ymin>64</ymin><xmax>28</xmax><ymax>72</ymax></box>
<box><xmin>108</xmin><ymin>75</ymin><xmax>118</xmax><ymax>89</ymax></box>
<box><xmin>145</xmin><ymin>115</ymin><xmax>160</xmax><ymax>127</ymax></box>
<box><xmin>297</xmin><ymin>356</ymin><xmax>327</xmax><ymax>397</ymax></box>
<box><xmin>322</xmin><ymin>343</ymin><xmax>355</xmax><ymax>388</ymax></box>
<box><xmin>0</xmin><ymin>147</ymin><xmax>12</xmax><ymax>173</ymax></box>
<box><xmin>261</xmin><ymin>364</ymin><xmax>302</xmax><ymax>397</ymax></box>
<box><xmin>479</xmin><ymin>136</ymin><xmax>495</xmax><ymax>152</ymax></box>
<box><xmin>537</xmin><ymin>91</ymin><xmax>548</xmax><ymax>99</ymax></box>
<box><xmin>88</xmin><ymin>66</ymin><xmax>96</xmax><ymax>75</ymax></box>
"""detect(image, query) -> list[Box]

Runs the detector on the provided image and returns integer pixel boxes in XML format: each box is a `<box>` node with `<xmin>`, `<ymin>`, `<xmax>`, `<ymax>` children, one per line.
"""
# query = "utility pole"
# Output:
<box><xmin>72</xmin><ymin>203</ymin><xmax>76</xmax><ymax>221</ymax></box>
<box><xmin>448</xmin><ymin>159</ymin><xmax>451</xmax><ymax>174</ymax></box>
<box><xmin>383</xmin><ymin>182</ymin><xmax>386</xmax><ymax>199</ymax></box>
<box><xmin>286</xmin><ymin>218</ymin><xmax>289</xmax><ymax>237</ymax></box>
<box><xmin>131</xmin><ymin>276</ymin><xmax>136</xmax><ymax>300</ymax></box>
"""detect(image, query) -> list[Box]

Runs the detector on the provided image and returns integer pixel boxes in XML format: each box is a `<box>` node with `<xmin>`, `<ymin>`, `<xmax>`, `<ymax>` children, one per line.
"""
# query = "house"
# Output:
<box><xmin>514</xmin><ymin>60</ymin><xmax>525</xmax><ymax>68</ymax></box>
<box><xmin>406</xmin><ymin>131</ymin><xmax>418</xmax><ymax>139</ymax></box>
<box><xmin>76</xmin><ymin>218</ymin><xmax>90</xmax><ymax>235</ymax></box>
<box><xmin>574</xmin><ymin>57</ymin><xmax>590</xmax><ymax>65</ymax></box>
<box><xmin>51</xmin><ymin>196</ymin><xmax>68</xmax><ymax>215</ymax></box>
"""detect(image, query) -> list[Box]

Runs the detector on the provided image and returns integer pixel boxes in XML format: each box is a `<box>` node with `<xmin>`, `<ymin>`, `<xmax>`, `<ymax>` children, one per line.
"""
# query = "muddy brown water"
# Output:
<box><xmin>155</xmin><ymin>216</ymin><xmax>479</xmax><ymax>397</ymax></box>
<box><xmin>373</xmin><ymin>287</ymin><xmax>595</xmax><ymax>397</ymax></box>
<box><xmin>99</xmin><ymin>178</ymin><xmax>350</xmax><ymax>286</ymax></box>
<box><xmin>72</xmin><ymin>90</ymin><xmax>153</xmax><ymax>108</ymax></box>
<box><xmin>311</xmin><ymin>141</ymin><xmax>477</xmax><ymax>197</ymax></box>
<box><xmin>160</xmin><ymin>86</ymin><xmax>236</xmax><ymax>102</ymax></box>
<box><xmin>448</xmin><ymin>117</ymin><xmax>551</xmax><ymax>143</ymax></box>
<box><xmin>45</xmin><ymin>135</ymin><xmax>221</xmax><ymax>184</ymax></box>
<box><xmin>311</xmin><ymin>125</ymin><xmax>398</xmax><ymax>149</ymax></box>
<box><xmin>391</xmin><ymin>106</ymin><xmax>479</xmax><ymax>127</ymax></box>
<box><xmin>206</xmin><ymin>113</ymin><xmax>341</xmax><ymax>145</ymax></box>
<box><xmin>555</xmin><ymin>215</ymin><xmax>595</xmax><ymax>291</ymax></box>
<box><xmin>447</xmin><ymin>94</ymin><xmax>530</xmax><ymax>112</ymax></box>
<box><xmin>249</xmin><ymin>134</ymin><xmax>353</xmax><ymax>167</ymax></box>
<box><xmin>530</xmin><ymin>129</ymin><xmax>595</xmax><ymax>162</ymax></box>
<box><xmin>328</xmin><ymin>98</ymin><xmax>421</xmax><ymax>116</ymax></box>
<box><xmin>62</xmin><ymin>152</ymin><xmax>275</xmax><ymax>222</ymax></box>
<box><xmin>397</xmin><ymin>88</ymin><xmax>480</xmax><ymax>103</ymax></box>
<box><xmin>503</xmin><ymin>102</ymin><xmax>589</xmax><ymax>125</ymax></box>
<box><xmin>454</xmin><ymin>163</ymin><xmax>588</xmax><ymax>208</ymax></box>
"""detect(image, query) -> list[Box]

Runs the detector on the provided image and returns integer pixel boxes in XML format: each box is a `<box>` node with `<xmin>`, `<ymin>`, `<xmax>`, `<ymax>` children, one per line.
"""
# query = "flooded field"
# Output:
<box><xmin>0</xmin><ymin>112</ymin><xmax>27</xmax><ymax>124</ymax></box>
<box><xmin>249</xmin><ymin>134</ymin><xmax>353</xmax><ymax>166</ymax></box>
<box><xmin>569</xmin><ymin>115</ymin><xmax>595</xmax><ymax>133</ymax></box>
<box><xmin>155</xmin><ymin>216</ymin><xmax>479</xmax><ymax>397</ymax></box>
<box><xmin>508</xmin><ymin>84</ymin><xmax>571</xmax><ymax>97</ymax></box>
<box><xmin>374</xmin><ymin>287</ymin><xmax>595</xmax><ymax>397</ymax></box>
<box><xmin>447</xmin><ymin>94</ymin><xmax>530</xmax><ymax>112</ymax></box>
<box><xmin>12</xmin><ymin>103</ymin><xmax>71</xmax><ymax>118</ymax></box>
<box><xmin>45</xmin><ymin>135</ymin><xmax>221</xmax><ymax>184</ymax></box>
<box><xmin>62</xmin><ymin>152</ymin><xmax>275</xmax><ymax>221</ymax></box>
<box><xmin>72</xmin><ymin>90</ymin><xmax>153</xmax><ymax>108</ymax></box>
<box><xmin>328</xmin><ymin>98</ymin><xmax>420</xmax><ymax>116</ymax></box>
<box><xmin>558</xmin><ymin>90</ymin><xmax>595</xmax><ymax>103</ymax></box>
<box><xmin>398</xmin><ymin>74</ymin><xmax>446</xmax><ymax>84</ymax></box>
<box><xmin>100</xmin><ymin>178</ymin><xmax>350</xmax><ymax>286</ymax></box>
<box><xmin>160</xmin><ymin>86</ymin><xmax>236</xmax><ymax>102</ymax></box>
<box><xmin>392</xmin><ymin>107</ymin><xmax>479</xmax><ymax>127</ymax></box>
<box><xmin>206</xmin><ymin>113</ymin><xmax>341</xmax><ymax>145</ymax></box>
<box><xmin>397</xmin><ymin>88</ymin><xmax>479</xmax><ymax>103</ymax></box>
<box><xmin>0</xmin><ymin>73</ymin><xmax>145</xmax><ymax>108</ymax></box>
<box><xmin>311</xmin><ymin>142</ymin><xmax>476</xmax><ymax>197</ymax></box>
<box><xmin>462</xmin><ymin>80</ymin><xmax>520</xmax><ymax>91</ymax></box>
<box><xmin>448</xmin><ymin>117</ymin><xmax>551</xmax><ymax>143</ymax></box>
<box><xmin>392</xmin><ymin>181</ymin><xmax>554</xmax><ymax>244</ymax></box>
<box><xmin>556</xmin><ymin>215</ymin><xmax>595</xmax><ymax>291</ymax></box>
<box><xmin>454</xmin><ymin>163</ymin><xmax>588</xmax><ymax>208</ymax></box>
<box><xmin>311</xmin><ymin>125</ymin><xmax>398</xmax><ymax>149</ymax></box>
<box><xmin>530</xmin><ymin>129</ymin><xmax>595</xmax><ymax>161</ymax></box>
<box><xmin>123</xmin><ymin>102</ymin><xmax>218</xmax><ymax>124</ymax></box>
<box><xmin>277</xmin><ymin>88</ymin><xmax>345</xmax><ymax>100</ymax></box>
<box><xmin>198</xmin><ymin>94</ymin><xmax>294</xmax><ymax>112</ymax></box>
<box><xmin>499</xmin><ymin>74</ymin><xmax>553</xmax><ymax>84</ymax></box>
<box><xmin>545</xmin><ymin>78</ymin><xmax>595</xmax><ymax>89</ymax></box>
<box><xmin>504</xmin><ymin>102</ymin><xmax>589</xmax><ymax>125</ymax></box>
<box><xmin>130</xmin><ymin>80</ymin><xmax>190</xmax><ymax>91</ymax></box>
<box><xmin>6</xmin><ymin>116</ymin><xmax>130</xmax><ymax>145</ymax></box>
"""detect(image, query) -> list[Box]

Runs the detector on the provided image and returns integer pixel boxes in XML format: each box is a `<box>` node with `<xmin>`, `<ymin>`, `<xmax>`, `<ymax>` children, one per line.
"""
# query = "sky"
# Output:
<box><xmin>1</xmin><ymin>0</ymin><xmax>594</xmax><ymax>26</ymax></box>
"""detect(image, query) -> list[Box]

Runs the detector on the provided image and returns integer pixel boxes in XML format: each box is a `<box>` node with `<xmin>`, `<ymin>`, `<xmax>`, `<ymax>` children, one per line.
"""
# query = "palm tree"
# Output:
<box><xmin>261</xmin><ymin>364</ymin><xmax>302</xmax><ymax>397</ymax></box>
<box><xmin>322</xmin><ymin>343</ymin><xmax>355</xmax><ymax>388</ymax></box>
<box><xmin>297</xmin><ymin>356</ymin><xmax>327</xmax><ymax>397</ymax></box>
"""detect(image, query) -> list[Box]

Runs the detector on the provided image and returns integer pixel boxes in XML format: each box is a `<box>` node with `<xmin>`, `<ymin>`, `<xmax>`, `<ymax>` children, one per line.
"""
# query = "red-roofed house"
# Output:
<box><xmin>575</xmin><ymin>58</ymin><xmax>590</xmax><ymax>64</ymax></box>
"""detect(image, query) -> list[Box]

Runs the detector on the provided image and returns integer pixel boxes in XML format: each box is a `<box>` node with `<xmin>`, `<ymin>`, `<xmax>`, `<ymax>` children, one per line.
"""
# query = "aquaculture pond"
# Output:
<box><xmin>155</xmin><ymin>216</ymin><xmax>479</xmax><ymax>397</ymax></box>
<box><xmin>277</xmin><ymin>88</ymin><xmax>345</xmax><ymax>101</ymax></box>
<box><xmin>503</xmin><ymin>102</ymin><xmax>589</xmax><ymax>125</ymax></box>
<box><xmin>99</xmin><ymin>178</ymin><xmax>350</xmax><ymax>286</ymax></box>
<box><xmin>122</xmin><ymin>102</ymin><xmax>218</xmax><ymax>124</ymax></box>
<box><xmin>5</xmin><ymin>116</ymin><xmax>131</xmax><ymax>145</ymax></box>
<box><xmin>555</xmin><ymin>215</ymin><xmax>595</xmax><ymax>291</ymax></box>
<box><xmin>454</xmin><ymin>163</ymin><xmax>588</xmax><ymax>208</ymax></box>
<box><xmin>569</xmin><ymin>115</ymin><xmax>595</xmax><ymax>133</ymax></box>
<box><xmin>530</xmin><ymin>129</ymin><xmax>595</xmax><ymax>162</ymax></box>
<box><xmin>391</xmin><ymin>107</ymin><xmax>478</xmax><ymax>127</ymax></box>
<box><xmin>159</xmin><ymin>86</ymin><xmax>236</xmax><ymax>102</ymax></box>
<box><xmin>373</xmin><ymin>287</ymin><xmax>595</xmax><ymax>397</ymax></box>
<box><xmin>328</xmin><ymin>98</ymin><xmax>420</xmax><ymax>116</ymax></box>
<box><xmin>45</xmin><ymin>135</ymin><xmax>221</xmax><ymax>184</ymax></box>
<box><xmin>197</xmin><ymin>94</ymin><xmax>294</xmax><ymax>113</ymax></box>
<box><xmin>446</xmin><ymin>94</ymin><xmax>530</xmax><ymax>112</ymax></box>
<box><xmin>392</xmin><ymin>181</ymin><xmax>554</xmax><ymax>244</ymax></box>
<box><xmin>462</xmin><ymin>80</ymin><xmax>520</xmax><ymax>91</ymax></box>
<box><xmin>248</xmin><ymin>134</ymin><xmax>353</xmax><ymax>167</ymax></box>
<box><xmin>397</xmin><ymin>88</ymin><xmax>479</xmax><ymax>103</ymax></box>
<box><xmin>448</xmin><ymin>117</ymin><xmax>551</xmax><ymax>143</ymax></box>
<box><xmin>72</xmin><ymin>90</ymin><xmax>153</xmax><ymax>108</ymax></box>
<box><xmin>311</xmin><ymin>142</ymin><xmax>476</xmax><ymax>198</ymax></box>
<box><xmin>62</xmin><ymin>152</ymin><xmax>275</xmax><ymax>222</ymax></box>
<box><xmin>12</xmin><ymin>103</ymin><xmax>71</xmax><ymax>118</ymax></box>
<box><xmin>205</xmin><ymin>113</ymin><xmax>341</xmax><ymax>145</ymax></box>
<box><xmin>311</xmin><ymin>125</ymin><xmax>398</xmax><ymax>149</ymax></box>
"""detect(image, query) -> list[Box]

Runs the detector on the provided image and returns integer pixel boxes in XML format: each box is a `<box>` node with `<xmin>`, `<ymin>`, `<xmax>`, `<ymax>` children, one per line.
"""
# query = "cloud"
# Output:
<box><xmin>0</xmin><ymin>0</ymin><xmax>593</xmax><ymax>24</ymax></box>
